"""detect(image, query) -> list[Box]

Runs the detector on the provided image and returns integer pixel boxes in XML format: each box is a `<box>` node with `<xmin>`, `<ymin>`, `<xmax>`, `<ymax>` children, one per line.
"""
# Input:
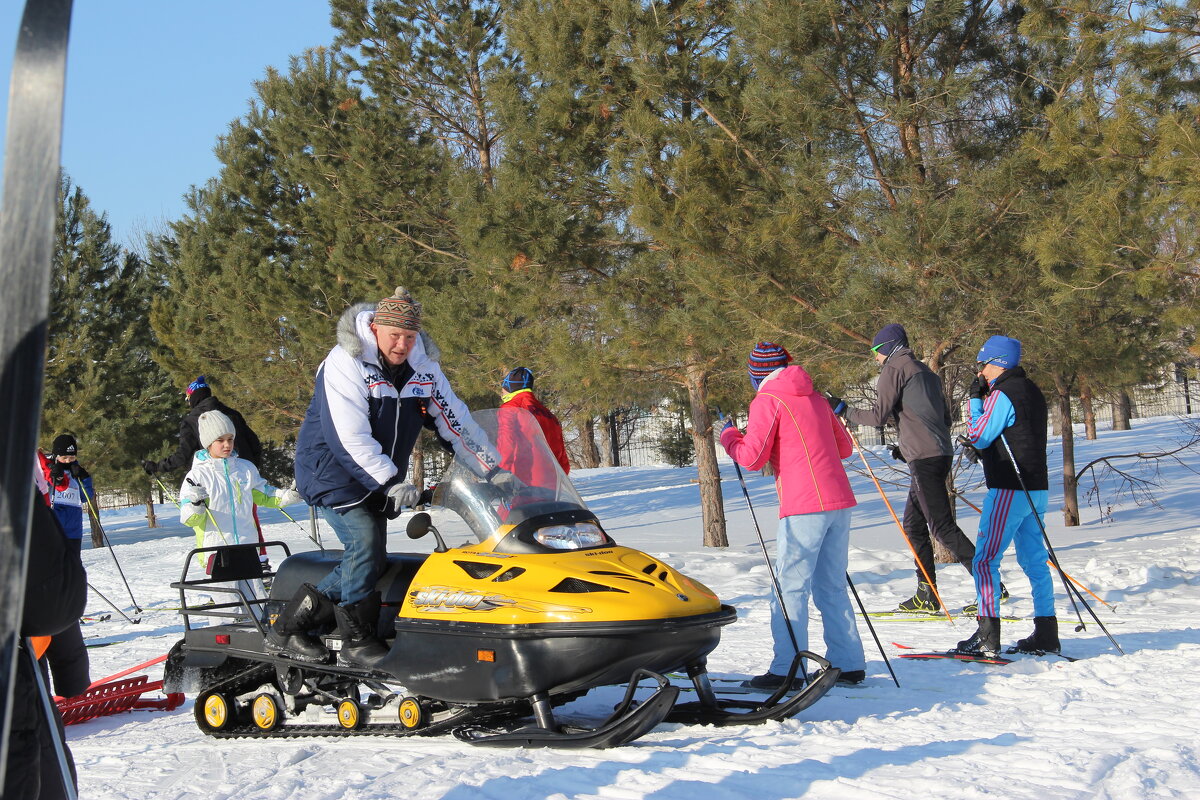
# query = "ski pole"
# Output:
<box><xmin>79</xmin><ymin>481</ymin><xmax>142</xmax><ymax>613</ymax></box>
<box><xmin>1052</xmin><ymin>562</ymin><xmax>1117</xmax><ymax>611</ymax></box>
<box><xmin>716</xmin><ymin>408</ymin><xmax>802</xmax><ymax>657</ymax></box>
<box><xmin>279</xmin><ymin>506</ymin><xmax>324</xmax><ymax>552</ymax></box>
<box><xmin>836</xmin><ymin>416</ymin><xmax>955</xmax><ymax>623</ymax></box>
<box><xmin>86</xmin><ymin>581</ymin><xmax>138</xmax><ymax>624</ymax></box>
<box><xmin>154</xmin><ymin>476</ymin><xmax>181</xmax><ymax>507</ymax></box>
<box><xmin>28</xmin><ymin>640</ymin><xmax>79</xmax><ymax>800</ymax></box>
<box><xmin>997</xmin><ymin>434</ymin><xmax>1124</xmax><ymax>654</ymax></box>
<box><xmin>954</xmin><ymin>485</ymin><xmax>1116</xmax><ymax>610</ymax></box>
<box><xmin>845</xmin><ymin>572</ymin><xmax>900</xmax><ymax>688</ymax></box>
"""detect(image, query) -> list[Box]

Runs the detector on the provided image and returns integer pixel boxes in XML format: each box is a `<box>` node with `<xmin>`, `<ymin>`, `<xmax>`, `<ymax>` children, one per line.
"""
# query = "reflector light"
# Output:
<box><xmin>215</xmin><ymin>634</ymin><xmax>231</xmax><ymax>644</ymax></box>
<box><xmin>477</xmin><ymin>649</ymin><xmax>495</xmax><ymax>662</ymax></box>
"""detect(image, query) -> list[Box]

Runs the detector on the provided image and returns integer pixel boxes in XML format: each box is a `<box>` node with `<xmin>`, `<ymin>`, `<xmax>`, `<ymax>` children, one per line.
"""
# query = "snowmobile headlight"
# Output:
<box><xmin>534</xmin><ymin>522</ymin><xmax>606</xmax><ymax>550</ymax></box>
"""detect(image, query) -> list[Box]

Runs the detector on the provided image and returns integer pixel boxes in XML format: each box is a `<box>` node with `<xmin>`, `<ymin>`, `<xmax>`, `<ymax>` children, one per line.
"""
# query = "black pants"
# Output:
<box><xmin>902</xmin><ymin>456</ymin><xmax>977</xmax><ymax>585</ymax></box>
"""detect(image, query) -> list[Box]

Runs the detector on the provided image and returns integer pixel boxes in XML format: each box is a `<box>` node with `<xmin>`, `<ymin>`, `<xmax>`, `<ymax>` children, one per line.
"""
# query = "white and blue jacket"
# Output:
<box><xmin>294</xmin><ymin>303</ymin><xmax>498</xmax><ymax>510</ymax></box>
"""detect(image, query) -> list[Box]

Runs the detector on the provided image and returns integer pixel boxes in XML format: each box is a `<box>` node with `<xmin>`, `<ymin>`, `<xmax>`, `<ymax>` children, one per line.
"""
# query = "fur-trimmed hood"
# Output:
<box><xmin>335</xmin><ymin>301</ymin><xmax>442</xmax><ymax>366</ymax></box>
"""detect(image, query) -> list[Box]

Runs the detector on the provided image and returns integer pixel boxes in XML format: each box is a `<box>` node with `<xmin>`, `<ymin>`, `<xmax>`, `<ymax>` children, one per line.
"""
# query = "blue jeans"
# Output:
<box><xmin>315</xmin><ymin>505</ymin><xmax>387</xmax><ymax>606</ymax></box>
<box><xmin>768</xmin><ymin>508</ymin><xmax>865</xmax><ymax>675</ymax></box>
<box><xmin>973</xmin><ymin>488</ymin><xmax>1054</xmax><ymax>617</ymax></box>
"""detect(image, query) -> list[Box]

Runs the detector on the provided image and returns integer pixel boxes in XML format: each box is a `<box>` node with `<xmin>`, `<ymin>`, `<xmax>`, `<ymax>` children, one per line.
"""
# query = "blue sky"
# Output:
<box><xmin>1</xmin><ymin>1</ymin><xmax>336</xmax><ymax>249</ymax></box>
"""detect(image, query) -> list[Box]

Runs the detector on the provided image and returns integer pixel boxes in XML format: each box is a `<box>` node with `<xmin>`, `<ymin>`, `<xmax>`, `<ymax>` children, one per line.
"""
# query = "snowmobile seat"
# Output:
<box><xmin>270</xmin><ymin>549</ymin><xmax>429</xmax><ymax>609</ymax></box>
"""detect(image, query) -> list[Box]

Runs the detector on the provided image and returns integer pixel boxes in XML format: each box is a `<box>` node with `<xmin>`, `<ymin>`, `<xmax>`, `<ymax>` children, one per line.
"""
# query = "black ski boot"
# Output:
<box><xmin>333</xmin><ymin>592</ymin><xmax>389</xmax><ymax>668</ymax></box>
<box><xmin>897</xmin><ymin>581</ymin><xmax>938</xmax><ymax>613</ymax></box>
<box><xmin>955</xmin><ymin>617</ymin><xmax>1001</xmax><ymax>657</ymax></box>
<box><xmin>962</xmin><ymin>584</ymin><xmax>1009</xmax><ymax>615</ymax></box>
<box><xmin>265</xmin><ymin>583</ymin><xmax>333</xmax><ymax>663</ymax></box>
<box><xmin>1014</xmin><ymin>616</ymin><xmax>1060</xmax><ymax>654</ymax></box>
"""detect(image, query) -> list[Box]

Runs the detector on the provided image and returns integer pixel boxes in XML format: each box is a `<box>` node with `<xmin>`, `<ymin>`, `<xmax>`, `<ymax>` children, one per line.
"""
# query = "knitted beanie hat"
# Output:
<box><xmin>198</xmin><ymin>410</ymin><xmax>236</xmax><ymax>449</ymax></box>
<box><xmin>186</xmin><ymin>375</ymin><xmax>209</xmax><ymax>396</ymax></box>
<box><xmin>374</xmin><ymin>287</ymin><xmax>422</xmax><ymax>331</ymax></box>
<box><xmin>871</xmin><ymin>324</ymin><xmax>909</xmax><ymax>357</ymax></box>
<box><xmin>52</xmin><ymin>434</ymin><xmax>77</xmax><ymax>457</ymax></box>
<box><xmin>977</xmin><ymin>335</ymin><xmax>1022</xmax><ymax>369</ymax></box>
<box><xmin>747</xmin><ymin>342</ymin><xmax>792</xmax><ymax>388</ymax></box>
<box><xmin>502</xmin><ymin>367</ymin><xmax>534</xmax><ymax>392</ymax></box>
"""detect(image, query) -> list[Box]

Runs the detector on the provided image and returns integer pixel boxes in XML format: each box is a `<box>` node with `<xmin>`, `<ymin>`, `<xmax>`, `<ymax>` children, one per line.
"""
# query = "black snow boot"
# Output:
<box><xmin>897</xmin><ymin>581</ymin><xmax>938</xmax><ymax>613</ymax></box>
<box><xmin>955</xmin><ymin>617</ymin><xmax>1001</xmax><ymax>657</ymax></box>
<box><xmin>333</xmin><ymin>592</ymin><xmax>389</xmax><ymax>668</ymax></box>
<box><xmin>1014</xmin><ymin>616</ymin><xmax>1061</xmax><ymax>654</ymax></box>
<box><xmin>265</xmin><ymin>583</ymin><xmax>333</xmax><ymax>663</ymax></box>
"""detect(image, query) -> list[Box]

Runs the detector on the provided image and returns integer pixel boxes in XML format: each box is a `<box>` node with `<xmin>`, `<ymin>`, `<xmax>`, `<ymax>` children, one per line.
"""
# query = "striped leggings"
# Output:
<box><xmin>972</xmin><ymin>488</ymin><xmax>1055</xmax><ymax>617</ymax></box>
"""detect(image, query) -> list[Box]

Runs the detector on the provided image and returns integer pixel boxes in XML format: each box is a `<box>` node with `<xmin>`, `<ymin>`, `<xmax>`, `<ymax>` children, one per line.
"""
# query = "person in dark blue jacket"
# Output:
<box><xmin>273</xmin><ymin>288</ymin><xmax>509</xmax><ymax>668</ymax></box>
<box><xmin>45</xmin><ymin>434</ymin><xmax>93</xmax><ymax>554</ymax></box>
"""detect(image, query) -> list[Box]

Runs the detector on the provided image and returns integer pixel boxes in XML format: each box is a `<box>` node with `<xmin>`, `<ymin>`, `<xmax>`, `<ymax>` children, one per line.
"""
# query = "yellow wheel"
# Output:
<box><xmin>251</xmin><ymin>693</ymin><xmax>282</xmax><ymax>732</ymax></box>
<box><xmin>195</xmin><ymin>692</ymin><xmax>231</xmax><ymax>732</ymax></box>
<box><xmin>397</xmin><ymin>696</ymin><xmax>425</xmax><ymax>730</ymax></box>
<box><xmin>337</xmin><ymin>698</ymin><xmax>364</xmax><ymax>730</ymax></box>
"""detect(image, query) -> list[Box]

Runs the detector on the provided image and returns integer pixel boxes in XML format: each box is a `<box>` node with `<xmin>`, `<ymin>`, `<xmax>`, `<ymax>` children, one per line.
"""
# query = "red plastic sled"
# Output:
<box><xmin>56</xmin><ymin>654</ymin><xmax>184</xmax><ymax>725</ymax></box>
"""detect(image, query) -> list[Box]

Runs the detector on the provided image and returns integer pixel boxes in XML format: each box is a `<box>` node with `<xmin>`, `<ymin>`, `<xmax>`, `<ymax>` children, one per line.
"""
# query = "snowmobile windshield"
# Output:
<box><xmin>430</xmin><ymin>408</ymin><xmax>608</xmax><ymax>551</ymax></box>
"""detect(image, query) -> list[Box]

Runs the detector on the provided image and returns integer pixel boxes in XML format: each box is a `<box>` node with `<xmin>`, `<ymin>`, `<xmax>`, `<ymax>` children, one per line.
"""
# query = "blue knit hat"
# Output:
<box><xmin>747</xmin><ymin>342</ymin><xmax>791</xmax><ymax>389</ymax></box>
<box><xmin>977</xmin><ymin>335</ymin><xmax>1022</xmax><ymax>368</ymax></box>
<box><xmin>502</xmin><ymin>367</ymin><xmax>534</xmax><ymax>392</ymax></box>
<box><xmin>871</xmin><ymin>324</ymin><xmax>908</xmax><ymax>357</ymax></box>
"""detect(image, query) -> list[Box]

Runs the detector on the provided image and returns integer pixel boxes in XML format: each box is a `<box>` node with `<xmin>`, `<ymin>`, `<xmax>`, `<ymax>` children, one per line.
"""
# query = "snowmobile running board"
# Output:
<box><xmin>666</xmin><ymin>652</ymin><xmax>839</xmax><ymax>727</ymax></box>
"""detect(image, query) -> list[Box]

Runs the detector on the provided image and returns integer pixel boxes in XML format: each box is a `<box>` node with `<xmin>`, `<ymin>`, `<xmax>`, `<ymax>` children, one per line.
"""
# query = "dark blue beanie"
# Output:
<box><xmin>977</xmin><ymin>336</ymin><xmax>1022</xmax><ymax>368</ymax></box>
<box><xmin>502</xmin><ymin>367</ymin><xmax>534</xmax><ymax>392</ymax></box>
<box><xmin>871</xmin><ymin>324</ymin><xmax>909</xmax><ymax>357</ymax></box>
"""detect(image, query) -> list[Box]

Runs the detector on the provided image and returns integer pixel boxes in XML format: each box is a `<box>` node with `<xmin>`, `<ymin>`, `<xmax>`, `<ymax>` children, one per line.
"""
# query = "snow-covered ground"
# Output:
<box><xmin>66</xmin><ymin>416</ymin><xmax>1200</xmax><ymax>799</ymax></box>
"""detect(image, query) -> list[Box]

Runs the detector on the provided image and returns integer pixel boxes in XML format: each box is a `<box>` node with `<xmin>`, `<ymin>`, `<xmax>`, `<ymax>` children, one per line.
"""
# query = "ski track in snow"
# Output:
<box><xmin>64</xmin><ymin>416</ymin><xmax>1200</xmax><ymax>799</ymax></box>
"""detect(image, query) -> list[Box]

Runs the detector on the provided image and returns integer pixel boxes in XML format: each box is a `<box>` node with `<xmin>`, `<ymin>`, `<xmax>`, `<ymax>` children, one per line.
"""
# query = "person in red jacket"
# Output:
<box><xmin>498</xmin><ymin>367</ymin><xmax>570</xmax><ymax>486</ymax></box>
<box><xmin>720</xmin><ymin>342</ymin><xmax>866</xmax><ymax>689</ymax></box>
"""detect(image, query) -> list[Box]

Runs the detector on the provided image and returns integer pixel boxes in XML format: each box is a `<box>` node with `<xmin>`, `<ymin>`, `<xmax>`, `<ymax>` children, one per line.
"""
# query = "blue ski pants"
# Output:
<box><xmin>973</xmin><ymin>488</ymin><xmax>1055</xmax><ymax>617</ymax></box>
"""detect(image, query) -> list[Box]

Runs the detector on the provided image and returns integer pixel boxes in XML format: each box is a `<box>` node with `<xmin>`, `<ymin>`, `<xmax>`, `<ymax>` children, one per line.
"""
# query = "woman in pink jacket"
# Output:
<box><xmin>720</xmin><ymin>342</ymin><xmax>866</xmax><ymax>689</ymax></box>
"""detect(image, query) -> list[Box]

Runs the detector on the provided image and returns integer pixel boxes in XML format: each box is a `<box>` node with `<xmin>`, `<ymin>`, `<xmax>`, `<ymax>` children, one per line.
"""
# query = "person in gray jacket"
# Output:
<box><xmin>829</xmin><ymin>324</ymin><xmax>1004</xmax><ymax>612</ymax></box>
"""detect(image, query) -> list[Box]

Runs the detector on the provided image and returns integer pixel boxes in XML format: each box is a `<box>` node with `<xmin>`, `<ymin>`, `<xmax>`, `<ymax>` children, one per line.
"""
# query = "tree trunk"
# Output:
<box><xmin>412</xmin><ymin>444</ymin><xmax>425</xmax><ymax>493</ymax></box>
<box><xmin>685</xmin><ymin>360</ymin><xmax>728</xmax><ymax>548</ymax></box>
<box><xmin>1055</xmin><ymin>376</ymin><xmax>1080</xmax><ymax>527</ymax></box>
<box><xmin>89</xmin><ymin>495</ymin><xmax>104</xmax><ymax>548</ymax></box>
<box><xmin>1080</xmin><ymin>383</ymin><xmax>1097</xmax><ymax>440</ymax></box>
<box><xmin>603</xmin><ymin>412</ymin><xmax>619</xmax><ymax>467</ymax></box>
<box><xmin>144</xmin><ymin>488</ymin><xmax>158</xmax><ymax>530</ymax></box>
<box><xmin>1112</xmin><ymin>391</ymin><xmax>1132</xmax><ymax>431</ymax></box>
<box><xmin>578</xmin><ymin>417</ymin><xmax>600</xmax><ymax>469</ymax></box>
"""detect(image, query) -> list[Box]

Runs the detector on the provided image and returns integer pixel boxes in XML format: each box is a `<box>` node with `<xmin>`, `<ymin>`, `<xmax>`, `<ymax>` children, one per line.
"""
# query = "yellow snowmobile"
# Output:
<box><xmin>164</xmin><ymin>408</ymin><xmax>839</xmax><ymax>747</ymax></box>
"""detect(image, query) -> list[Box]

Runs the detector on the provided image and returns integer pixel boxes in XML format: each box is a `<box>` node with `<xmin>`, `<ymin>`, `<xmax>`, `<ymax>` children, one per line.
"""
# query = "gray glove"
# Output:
<box><xmin>385</xmin><ymin>482</ymin><xmax>420</xmax><ymax>514</ymax></box>
<box><xmin>487</xmin><ymin>468</ymin><xmax>525</xmax><ymax>494</ymax></box>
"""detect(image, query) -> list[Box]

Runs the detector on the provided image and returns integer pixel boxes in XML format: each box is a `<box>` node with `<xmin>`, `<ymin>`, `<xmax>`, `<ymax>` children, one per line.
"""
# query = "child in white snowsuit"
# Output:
<box><xmin>179</xmin><ymin>410</ymin><xmax>301</xmax><ymax>601</ymax></box>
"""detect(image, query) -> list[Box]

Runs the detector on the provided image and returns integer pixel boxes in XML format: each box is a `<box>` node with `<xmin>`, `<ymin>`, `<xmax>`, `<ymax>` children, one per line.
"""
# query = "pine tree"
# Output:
<box><xmin>41</xmin><ymin>175</ymin><xmax>179</xmax><ymax>535</ymax></box>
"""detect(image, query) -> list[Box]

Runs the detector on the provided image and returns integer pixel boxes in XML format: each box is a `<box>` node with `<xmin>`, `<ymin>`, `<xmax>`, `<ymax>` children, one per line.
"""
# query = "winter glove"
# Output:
<box><xmin>141</xmin><ymin>459</ymin><xmax>159</xmax><ymax>475</ymax></box>
<box><xmin>487</xmin><ymin>467</ymin><xmax>526</xmax><ymax>494</ymax></box>
<box><xmin>384</xmin><ymin>482</ymin><xmax>420</xmax><ymax>516</ymax></box>
<box><xmin>187</xmin><ymin>496</ymin><xmax>208</xmax><ymax>509</ymax></box>
<box><xmin>825</xmin><ymin>393</ymin><xmax>846</xmax><ymax>416</ymax></box>
<box><xmin>969</xmin><ymin>375</ymin><xmax>990</xmax><ymax>401</ymax></box>
<box><xmin>889</xmin><ymin>444</ymin><xmax>907</xmax><ymax>463</ymax></box>
<box><xmin>67</xmin><ymin>461</ymin><xmax>82</xmax><ymax>477</ymax></box>
<box><xmin>957</xmin><ymin>435</ymin><xmax>983</xmax><ymax>464</ymax></box>
<box><xmin>50</xmin><ymin>462</ymin><xmax>66</xmax><ymax>483</ymax></box>
<box><xmin>275</xmin><ymin>488</ymin><xmax>302</xmax><ymax>507</ymax></box>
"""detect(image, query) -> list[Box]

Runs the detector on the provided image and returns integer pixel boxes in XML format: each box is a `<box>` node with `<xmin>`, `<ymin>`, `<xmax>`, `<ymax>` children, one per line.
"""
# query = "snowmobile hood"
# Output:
<box><xmin>336</xmin><ymin>301</ymin><xmax>442</xmax><ymax>370</ymax></box>
<box><xmin>756</xmin><ymin>364</ymin><xmax>815</xmax><ymax>397</ymax></box>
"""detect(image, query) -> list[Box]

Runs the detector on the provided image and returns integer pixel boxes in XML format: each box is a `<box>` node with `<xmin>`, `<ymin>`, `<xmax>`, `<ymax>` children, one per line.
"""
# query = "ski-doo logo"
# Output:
<box><xmin>410</xmin><ymin>586</ymin><xmax>517</xmax><ymax>612</ymax></box>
